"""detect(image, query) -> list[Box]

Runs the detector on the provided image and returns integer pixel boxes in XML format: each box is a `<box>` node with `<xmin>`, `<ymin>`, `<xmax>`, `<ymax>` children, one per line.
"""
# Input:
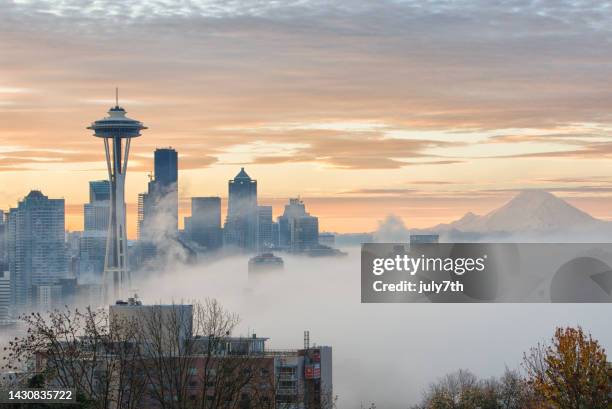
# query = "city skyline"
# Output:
<box><xmin>3</xmin><ymin>1</ymin><xmax>612</xmax><ymax>236</ymax></box>
<box><xmin>3</xmin><ymin>158</ymin><xmax>612</xmax><ymax>240</ymax></box>
<box><xmin>2</xmin><ymin>2</ymin><xmax>612</xmax><ymax>407</ymax></box>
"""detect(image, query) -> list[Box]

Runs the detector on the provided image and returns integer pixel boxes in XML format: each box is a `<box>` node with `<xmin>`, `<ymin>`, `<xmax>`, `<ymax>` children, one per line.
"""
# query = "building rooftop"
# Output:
<box><xmin>88</xmin><ymin>105</ymin><xmax>147</xmax><ymax>139</ymax></box>
<box><xmin>25</xmin><ymin>190</ymin><xmax>45</xmax><ymax>199</ymax></box>
<box><xmin>234</xmin><ymin>167</ymin><xmax>252</xmax><ymax>180</ymax></box>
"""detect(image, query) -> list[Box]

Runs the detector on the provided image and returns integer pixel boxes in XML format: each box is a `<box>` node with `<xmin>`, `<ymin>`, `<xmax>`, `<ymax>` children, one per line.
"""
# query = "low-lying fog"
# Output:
<box><xmin>135</xmin><ymin>248</ymin><xmax>612</xmax><ymax>408</ymax></box>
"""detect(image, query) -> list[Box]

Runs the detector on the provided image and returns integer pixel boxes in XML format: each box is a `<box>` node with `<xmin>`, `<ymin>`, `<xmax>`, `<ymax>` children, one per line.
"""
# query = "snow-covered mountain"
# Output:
<box><xmin>433</xmin><ymin>190</ymin><xmax>603</xmax><ymax>233</ymax></box>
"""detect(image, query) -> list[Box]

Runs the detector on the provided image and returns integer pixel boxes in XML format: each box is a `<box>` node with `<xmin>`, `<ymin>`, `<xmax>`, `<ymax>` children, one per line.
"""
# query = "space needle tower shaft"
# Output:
<box><xmin>88</xmin><ymin>89</ymin><xmax>147</xmax><ymax>302</ymax></box>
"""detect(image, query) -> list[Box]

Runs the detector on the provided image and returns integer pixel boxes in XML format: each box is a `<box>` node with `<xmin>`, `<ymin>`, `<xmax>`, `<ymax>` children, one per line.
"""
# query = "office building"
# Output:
<box><xmin>0</xmin><ymin>210</ymin><xmax>6</xmax><ymax>272</ymax></box>
<box><xmin>318</xmin><ymin>233</ymin><xmax>335</xmax><ymax>247</ymax></box>
<box><xmin>32</xmin><ymin>278</ymin><xmax>76</xmax><ymax>312</ymax></box>
<box><xmin>154</xmin><ymin>148</ymin><xmax>178</xmax><ymax>190</ymax></box>
<box><xmin>135</xmin><ymin>148</ymin><xmax>187</xmax><ymax>269</ymax></box>
<box><xmin>138</xmin><ymin>148</ymin><xmax>179</xmax><ymax>242</ymax></box>
<box><xmin>76</xmin><ymin>283</ymin><xmax>104</xmax><ymax>308</ymax></box>
<box><xmin>137</xmin><ymin>191</ymin><xmax>149</xmax><ymax>240</ymax></box>
<box><xmin>7</xmin><ymin>190</ymin><xmax>67</xmax><ymax>310</ymax></box>
<box><xmin>188</xmin><ymin>197</ymin><xmax>222</xmax><ymax>251</ymax></box>
<box><xmin>257</xmin><ymin>205</ymin><xmax>273</xmax><ymax>251</ymax></box>
<box><xmin>66</xmin><ymin>231</ymin><xmax>81</xmax><ymax>276</ymax></box>
<box><xmin>248</xmin><ymin>252</ymin><xmax>284</xmax><ymax>274</ymax></box>
<box><xmin>79</xmin><ymin>234</ymin><xmax>107</xmax><ymax>279</ymax></box>
<box><xmin>84</xmin><ymin>180</ymin><xmax>110</xmax><ymax>231</ymax></box>
<box><xmin>277</xmin><ymin>344</ymin><xmax>333</xmax><ymax>409</ymax></box>
<box><xmin>107</xmin><ymin>301</ymin><xmax>333</xmax><ymax>409</ymax></box>
<box><xmin>89</xmin><ymin>179</ymin><xmax>111</xmax><ymax>202</ymax></box>
<box><xmin>278</xmin><ymin>198</ymin><xmax>319</xmax><ymax>251</ymax></box>
<box><xmin>110</xmin><ymin>297</ymin><xmax>193</xmax><ymax>355</ymax></box>
<box><xmin>35</xmin><ymin>298</ymin><xmax>334</xmax><ymax>409</ymax></box>
<box><xmin>224</xmin><ymin>168</ymin><xmax>258</xmax><ymax>250</ymax></box>
<box><xmin>32</xmin><ymin>284</ymin><xmax>63</xmax><ymax>311</ymax></box>
<box><xmin>272</xmin><ymin>221</ymin><xmax>280</xmax><ymax>248</ymax></box>
<box><xmin>80</xmin><ymin>181</ymin><xmax>110</xmax><ymax>278</ymax></box>
<box><xmin>0</xmin><ymin>271</ymin><xmax>9</xmax><ymax>320</ymax></box>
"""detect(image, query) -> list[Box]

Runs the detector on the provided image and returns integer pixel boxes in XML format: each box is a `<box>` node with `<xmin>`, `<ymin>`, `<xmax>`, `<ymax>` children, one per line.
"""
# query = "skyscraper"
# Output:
<box><xmin>189</xmin><ymin>197</ymin><xmax>222</xmax><ymax>251</ymax></box>
<box><xmin>138</xmin><ymin>148</ymin><xmax>179</xmax><ymax>240</ymax></box>
<box><xmin>7</xmin><ymin>190</ymin><xmax>67</xmax><ymax>311</ymax></box>
<box><xmin>88</xmin><ymin>93</ymin><xmax>146</xmax><ymax>301</ymax></box>
<box><xmin>89</xmin><ymin>179</ymin><xmax>111</xmax><ymax>203</ymax></box>
<box><xmin>0</xmin><ymin>271</ymin><xmax>9</xmax><ymax>320</ymax></box>
<box><xmin>224</xmin><ymin>168</ymin><xmax>258</xmax><ymax>250</ymax></box>
<box><xmin>278</xmin><ymin>198</ymin><xmax>319</xmax><ymax>251</ymax></box>
<box><xmin>257</xmin><ymin>205</ymin><xmax>273</xmax><ymax>251</ymax></box>
<box><xmin>84</xmin><ymin>180</ymin><xmax>110</xmax><ymax>231</ymax></box>
<box><xmin>0</xmin><ymin>210</ymin><xmax>6</xmax><ymax>272</ymax></box>
<box><xmin>80</xmin><ymin>180</ymin><xmax>110</xmax><ymax>277</ymax></box>
<box><xmin>154</xmin><ymin>148</ymin><xmax>178</xmax><ymax>189</ymax></box>
<box><xmin>137</xmin><ymin>192</ymin><xmax>149</xmax><ymax>240</ymax></box>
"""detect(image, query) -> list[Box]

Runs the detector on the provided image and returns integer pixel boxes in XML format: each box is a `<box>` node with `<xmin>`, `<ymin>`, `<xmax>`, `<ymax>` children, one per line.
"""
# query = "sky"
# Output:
<box><xmin>3</xmin><ymin>0</ymin><xmax>612</xmax><ymax>237</ymax></box>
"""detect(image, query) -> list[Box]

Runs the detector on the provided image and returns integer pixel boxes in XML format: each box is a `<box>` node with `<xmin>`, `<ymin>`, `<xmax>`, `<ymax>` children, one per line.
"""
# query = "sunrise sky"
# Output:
<box><xmin>2</xmin><ymin>0</ymin><xmax>612</xmax><ymax>237</ymax></box>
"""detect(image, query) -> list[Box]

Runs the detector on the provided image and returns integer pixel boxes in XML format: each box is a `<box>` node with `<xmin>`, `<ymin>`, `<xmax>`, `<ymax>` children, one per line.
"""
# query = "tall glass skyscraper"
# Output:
<box><xmin>188</xmin><ymin>197</ymin><xmax>222</xmax><ymax>251</ymax></box>
<box><xmin>7</xmin><ymin>190</ymin><xmax>67</xmax><ymax>311</ymax></box>
<box><xmin>80</xmin><ymin>180</ymin><xmax>110</xmax><ymax>277</ymax></box>
<box><xmin>278</xmin><ymin>198</ymin><xmax>319</xmax><ymax>251</ymax></box>
<box><xmin>84</xmin><ymin>180</ymin><xmax>110</xmax><ymax>231</ymax></box>
<box><xmin>139</xmin><ymin>148</ymin><xmax>179</xmax><ymax>240</ymax></box>
<box><xmin>0</xmin><ymin>210</ymin><xmax>6</xmax><ymax>273</ymax></box>
<box><xmin>0</xmin><ymin>270</ymin><xmax>9</xmax><ymax>320</ymax></box>
<box><xmin>257</xmin><ymin>205</ymin><xmax>273</xmax><ymax>251</ymax></box>
<box><xmin>224</xmin><ymin>168</ymin><xmax>258</xmax><ymax>250</ymax></box>
<box><xmin>89</xmin><ymin>179</ymin><xmax>111</xmax><ymax>203</ymax></box>
<box><xmin>154</xmin><ymin>148</ymin><xmax>178</xmax><ymax>188</ymax></box>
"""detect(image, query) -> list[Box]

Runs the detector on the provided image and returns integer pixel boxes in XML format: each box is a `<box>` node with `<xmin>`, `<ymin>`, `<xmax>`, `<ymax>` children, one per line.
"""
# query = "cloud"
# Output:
<box><xmin>4</xmin><ymin>0</ymin><xmax>612</xmax><ymax>133</ymax></box>
<box><xmin>5</xmin><ymin>0</ymin><xmax>612</xmax><ymax>232</ymax></box>
<box><xmin>239</xmin><ymin>129</ymin><xmax>464</xmax><ymax>169</ymax></box>
<box><xmin>129</xmin><ymin>154</ymin><xmax>218</xmax><ymax>172</ymax></box>
<box><xmin>342</xmin><ymin>188</ymin><xmax>418</xmax><ymax>195</ymax></box>
<box><xmin>410</xmin><ymin>180</ymin><xmax>455</xmax><ymax>185</ymax></box>
<box><xmin>489</xmin><ymin>141</ymin><xmax>612</xmax><ymax>159</ymax></box>
<box><xmin>0</xmin><ymin>150</ymin><xmax>104</xmax><ymax>171</ymax></box>
<box><xmin>483</xmin><ymin>186</ymin><xmax>612</xmax><ymax>194</ymax></box>
<box><xmin>539</xmin><ymin>176</ymin><xmax>612</xmax><ymax>183</ymax></box>
<box><xmin>486</xmin><ymin>132</ymin><xmax>608</xmax><ymax>145</ymax></box>
<box><xmin>373</xmin><ymin>214</ymin><xmax>411</xmax><ymax>242</ymax></box>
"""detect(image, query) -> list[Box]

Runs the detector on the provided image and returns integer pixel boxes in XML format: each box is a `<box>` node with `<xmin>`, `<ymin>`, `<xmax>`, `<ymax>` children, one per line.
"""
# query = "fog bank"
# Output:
<box><xmin>135</xmin><ymin>249</ymin><xmax>611</xmax><ymax>408</ymax></box>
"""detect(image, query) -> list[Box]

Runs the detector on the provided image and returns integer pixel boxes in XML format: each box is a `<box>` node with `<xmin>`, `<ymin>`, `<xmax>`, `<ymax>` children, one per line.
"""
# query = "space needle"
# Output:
<box><xmin>88</xmin><ymin>90</ymin><xmax>147</xmax><ymax>302</ymax></box>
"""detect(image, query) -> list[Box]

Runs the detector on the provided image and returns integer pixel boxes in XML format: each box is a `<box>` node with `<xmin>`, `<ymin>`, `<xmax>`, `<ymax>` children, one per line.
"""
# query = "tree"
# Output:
<box><xmin>410</xmin><ymin>368</ymin><xmax>541</xmax><ymax>409</ymax></box>
<box><xmin>126</xmin><ymin>298</ymin><xmax>276</xmax><ymax>409</ymax></box>
<box><xmin>496</xmin><ymin>368</ymin><xmax>541</xmax><ymax>409</ymax></box>
<box><xmin>2</xmin><ymin>300</ymin><xmax>334</xmax><ymax>409</ymax></box>
<box><xmin>2</xmin><ymin>307</ymin><xmax>146</xmax><ymax>409</ymax></box>
<box><xmin>2</xmin><ymin>301</ymin><xmax>271</xmax><ymax>409</ymax></box>
<box><xmin>523</xmin><ymin>326</ymin><xmax>610</xmax><ymax>409</ymax></box>
<box><xmin>412</xmin><ymin>369</ymin><xmax>496</xmax><ymax>409</ymax></box>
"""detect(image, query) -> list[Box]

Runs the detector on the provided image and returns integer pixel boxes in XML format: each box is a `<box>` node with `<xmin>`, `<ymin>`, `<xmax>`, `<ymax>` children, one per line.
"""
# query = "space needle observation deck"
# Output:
<box><xmin>88</xmin><ymin>90</ymin><xmax>147</xmax><ymax>303</ymax></box>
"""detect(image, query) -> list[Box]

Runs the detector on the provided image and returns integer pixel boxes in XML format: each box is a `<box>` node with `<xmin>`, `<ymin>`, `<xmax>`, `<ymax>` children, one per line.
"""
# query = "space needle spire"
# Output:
<box><xmin>88</xmin><ymin>91</ymin><xmax>147</xmax><ymax>302</ymax></box>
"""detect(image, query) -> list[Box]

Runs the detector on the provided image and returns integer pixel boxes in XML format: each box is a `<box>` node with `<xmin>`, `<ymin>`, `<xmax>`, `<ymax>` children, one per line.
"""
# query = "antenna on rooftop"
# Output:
<box><xmin>115</xmin><ymin>87</ymin><xmax>119</xmax><ymax>106</ymax></box>
<box><xmin>304</xmin><ymin>330</ymin><xmax>310</xmax><ymax>350</ymax></box>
